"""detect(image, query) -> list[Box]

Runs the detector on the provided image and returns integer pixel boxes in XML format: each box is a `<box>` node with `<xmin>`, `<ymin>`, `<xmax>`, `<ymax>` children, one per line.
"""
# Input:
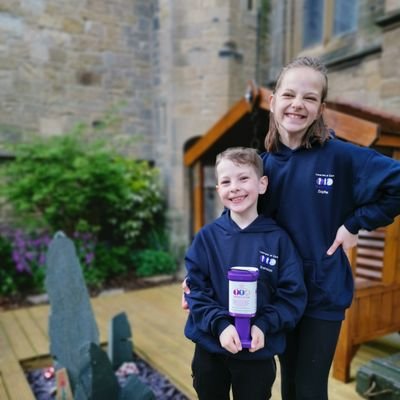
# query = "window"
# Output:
<box><xmin>303</xmin><ymin>0</ymin><xmax>325</xmax><ymax>48</ymax></box>
<box><xmin>302</xmin><ymin>0</ymin><xmax>358</xmax><ymax>49</ymax></box>
<box><xmin>333</xmin><ymin>0</ymin><xmax>357</xmax><ymax>36</ymax></box>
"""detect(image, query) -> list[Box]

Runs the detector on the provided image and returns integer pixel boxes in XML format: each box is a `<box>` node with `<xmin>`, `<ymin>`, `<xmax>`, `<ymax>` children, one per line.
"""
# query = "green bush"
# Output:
<box><xmin>0</xmin><ymin>125</ymin><xmax>164</xmax><ymax>245</ymax></box>
<box><xmin>0</xmin><ymin>116</ymin><xmax>170</xmax><ymax>292</ymax></box>
<box><xmin>133</xmin><ymin>249</ymin><xmax>177</xmax><ymax>277</ymax></box>
<box><xmin>0</xmin><ymin>235</ymin><xmax>18</xmax><ymax>295</ymax></box>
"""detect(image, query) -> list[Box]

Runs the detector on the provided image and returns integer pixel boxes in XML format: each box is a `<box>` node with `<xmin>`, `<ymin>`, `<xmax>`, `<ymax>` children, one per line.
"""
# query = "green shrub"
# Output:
<box><xmin>0</xmin><ymin>235</ymin><xmax>18</xmax><ymax>295</ymax></box>
<box><xmin>0</xmin><ymin>115</ymin><xmax>171</xmax><ymax>292</ymax></box>
<box><xmin>133</xmin><ymin>249</ymin><xmax>177</xmax><ymax>277</ymax></box>
<box><xmin>0</xmin><ymin>123</ymin><xmax>164</xmax><ymax>245</ymax></box>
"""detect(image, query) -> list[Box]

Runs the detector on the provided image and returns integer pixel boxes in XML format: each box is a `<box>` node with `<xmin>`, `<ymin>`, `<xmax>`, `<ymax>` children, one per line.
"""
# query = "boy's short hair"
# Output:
<box><xmin>215</xmin><ymin>147</ymin><xmax>264</xmax><ymax>178</ymax></box>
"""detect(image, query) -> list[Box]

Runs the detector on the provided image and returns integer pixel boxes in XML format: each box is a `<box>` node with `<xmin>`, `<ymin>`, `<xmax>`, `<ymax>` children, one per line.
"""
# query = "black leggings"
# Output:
<box><xmin>279</xmin><ymin>316</ymin><xmax>342</xmax><ymax>400</ymax></box>
<box><xmin>191</xmin><ymin>344</ymin><xmax>276</xmax><ymax>400</ymax></box>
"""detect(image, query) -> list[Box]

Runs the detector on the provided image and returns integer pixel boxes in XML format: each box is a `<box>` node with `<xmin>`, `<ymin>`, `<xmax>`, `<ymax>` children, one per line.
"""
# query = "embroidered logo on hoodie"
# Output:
<box><xmin>315</xmin><ymin>173</ymin><xmax>334</xmax><ymax>195</ymax></box>
<box><xmin>259</xmin><ymin>250</ymin><xmax>278</xmax><ymax>272</ymax></box>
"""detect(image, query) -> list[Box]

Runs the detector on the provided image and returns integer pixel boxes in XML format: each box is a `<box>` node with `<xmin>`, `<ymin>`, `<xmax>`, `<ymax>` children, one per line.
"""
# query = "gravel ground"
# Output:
<box><xmin>26</xmin><ymin>354</ymin><xmax>189</xmax><ymax>400</ymax></box>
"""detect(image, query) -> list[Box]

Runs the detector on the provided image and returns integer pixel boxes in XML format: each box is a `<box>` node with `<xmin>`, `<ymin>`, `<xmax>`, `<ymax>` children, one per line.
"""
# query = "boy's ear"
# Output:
<box><xmin>259</xmin><ymin>176</ymin><xmax>268</xmax><ymax>194</ymax></box>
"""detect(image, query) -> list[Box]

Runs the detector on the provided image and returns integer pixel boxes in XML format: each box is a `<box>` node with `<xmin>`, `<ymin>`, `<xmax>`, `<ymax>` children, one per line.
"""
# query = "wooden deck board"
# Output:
<box><xmin>0</xmin><ymin>372</ymin><xmax>9</xmax><ymax>400</ymax></box>
<box><xmin>0</xmin><ymin>312</ymin><xmax>37</xmax><ymax>361</ymax></box>
<box><xmin>0</xmin><ymin>282</ymin><xmax>398</xmax><ymax>399</ymax></box>
<box><xmin>13</xmin><ymin>309</ymin><xmax>49</xmax><ymax>356</ymax></box>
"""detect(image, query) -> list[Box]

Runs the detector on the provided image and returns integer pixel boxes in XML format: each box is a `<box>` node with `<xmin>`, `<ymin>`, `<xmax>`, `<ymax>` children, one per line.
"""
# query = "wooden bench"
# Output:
<box><xmin>332</xmin><ymin>217</ymin><xmax>400</xmax><ymax>382</ymax></box>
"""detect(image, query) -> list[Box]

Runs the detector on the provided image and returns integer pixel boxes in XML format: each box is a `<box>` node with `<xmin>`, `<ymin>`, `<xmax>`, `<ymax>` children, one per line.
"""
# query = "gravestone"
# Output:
<box><xmin>45</xmin><ymin>232</ymin><xmax>99</xmax><ymax>392</ymax></box>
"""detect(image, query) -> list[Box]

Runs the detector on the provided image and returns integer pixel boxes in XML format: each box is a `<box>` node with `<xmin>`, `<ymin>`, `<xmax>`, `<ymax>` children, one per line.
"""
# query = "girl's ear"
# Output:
<box><xmin>269</xmin><ymin>94</ymin><xmax>274</xmax><ymax>113</ymax></box>
<box><xmin>318</xmin><ymin>102</ymin><xmax>326</xmax><ymax>117</ymax></box>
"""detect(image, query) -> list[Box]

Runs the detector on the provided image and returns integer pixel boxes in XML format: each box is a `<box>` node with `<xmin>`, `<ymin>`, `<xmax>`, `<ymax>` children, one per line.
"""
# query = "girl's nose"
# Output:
<box><xmin>291</xmin><ymin>96</ymin><xmax>304</xmax><ymax>109</ymax></box>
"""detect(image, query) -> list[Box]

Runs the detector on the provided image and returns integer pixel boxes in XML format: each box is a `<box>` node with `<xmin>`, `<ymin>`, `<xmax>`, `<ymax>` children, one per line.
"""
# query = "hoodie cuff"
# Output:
<box><xmin>252</xmin><ymin>317</ymin><xmax>267</xmax><ymax>334</ymax></box>
<box><xmin>344</xmin><ymin>216</ymin><xmax>361</xmax><ymax>234</ymax></box>
<box><xmin>212</xmin><ymin>318</ymin><xmax>232</xmax><ymax>337</ymax></box>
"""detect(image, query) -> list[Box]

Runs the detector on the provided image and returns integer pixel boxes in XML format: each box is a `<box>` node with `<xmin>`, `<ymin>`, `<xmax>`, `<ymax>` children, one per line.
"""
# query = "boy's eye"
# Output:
<box><xmin>220</xmin><ymin>180</ymin><xmax>230</xmax><ymax>185</ymax></box>
<box><xmin>305</xmin><ymin>96</ymin><xmax>318</xmax><ymax>101</ymax></box>
<box><xmin>240</xmin><ymin>176</ymin><xmax>249</xmax><ymax>181</ymax></box>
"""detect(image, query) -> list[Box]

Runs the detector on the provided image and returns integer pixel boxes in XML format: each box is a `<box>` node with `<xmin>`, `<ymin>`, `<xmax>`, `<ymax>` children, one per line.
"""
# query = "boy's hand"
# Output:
<box><xmin>181</xmin><ymin>278</ymin><xmax>190</xmax><ymax>311</ymax></box>
<box><xmin>327</xmin><ymin>225</ymin><xmax>358</xmax><ymax>256</ymax></box>
<box><xmin>219</xmin><ymin>325</ymin><xmax>242</xmax><ymax>354</ymax></box>
<box><xmin>249</xmin><ymin>325</ymin><xmax>265</xmax><ymax>353</ymax></box>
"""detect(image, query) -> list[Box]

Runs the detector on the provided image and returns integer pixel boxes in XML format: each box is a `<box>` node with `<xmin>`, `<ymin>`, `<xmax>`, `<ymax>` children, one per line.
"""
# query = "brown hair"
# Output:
<box><xmin>215</xmin><ymin>147</ymin><xmax>263</xmax><ymax>178</ymax></box>
<box><xmin>265</xmin><ymin>56</ymin><xmax>331</xmax><ymax>152</ymax></box>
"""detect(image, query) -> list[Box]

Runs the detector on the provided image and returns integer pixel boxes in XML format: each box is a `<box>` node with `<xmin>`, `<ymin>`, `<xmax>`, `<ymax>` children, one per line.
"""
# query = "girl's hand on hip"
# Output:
<box><xmin>327</xmin><ymin>225</ymin><xmax>358</xmax><ymax>256</ymax></box>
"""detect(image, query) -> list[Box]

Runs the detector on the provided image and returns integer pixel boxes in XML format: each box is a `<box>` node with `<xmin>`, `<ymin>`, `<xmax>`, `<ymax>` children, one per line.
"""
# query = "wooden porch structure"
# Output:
<box><xmin>183</xmin><ymin>84</ymin><xmax>400</xmax><ymax>383</ymax></box>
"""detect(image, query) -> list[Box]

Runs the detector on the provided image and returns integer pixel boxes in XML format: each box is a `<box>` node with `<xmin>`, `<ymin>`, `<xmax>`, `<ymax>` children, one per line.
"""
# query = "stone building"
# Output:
<box><xmin>0</xmin><ymin>0</ymin><xmax>263</xmax><ymax>253</ymax></box>
<box><xmin>0</xmin><ymin>0</ymin><xmax>399</xmax><ymax>256</ymax></box>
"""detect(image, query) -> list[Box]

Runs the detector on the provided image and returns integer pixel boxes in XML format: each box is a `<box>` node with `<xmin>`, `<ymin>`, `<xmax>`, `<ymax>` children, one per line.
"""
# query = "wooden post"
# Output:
<box><xmin>192</xmin><ymin>161</ymin><xmax>204</xmax><ymax>234</ymax></box>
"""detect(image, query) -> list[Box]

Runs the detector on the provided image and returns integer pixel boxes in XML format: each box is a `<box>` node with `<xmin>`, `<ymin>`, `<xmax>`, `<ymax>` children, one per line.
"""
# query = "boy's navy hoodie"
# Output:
<box><xmin>184</xmin><ymin>211</ymin><xmax>307</xmax><ymax>360</ymax></box>
<box><xmin>261</xmin><ymin>138</ymin><xmax>400</xmax><ymax>321</ymax></box>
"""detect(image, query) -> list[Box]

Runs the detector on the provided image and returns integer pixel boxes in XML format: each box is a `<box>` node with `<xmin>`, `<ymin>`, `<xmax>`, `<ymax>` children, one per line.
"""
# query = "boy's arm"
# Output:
<box><xmin>185</xmin><ymin>235</ymin><xmax>231</xmax><ymax>337</ymax></box>
<box><xmin>253</xmin><ymin>234</ymin><xmax>307</xmax><ymax>335</ymax></box>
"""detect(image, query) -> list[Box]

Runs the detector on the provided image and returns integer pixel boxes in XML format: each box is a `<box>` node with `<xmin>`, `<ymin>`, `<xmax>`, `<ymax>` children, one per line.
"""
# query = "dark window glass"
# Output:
<box><xmin>303</xmin><ymin>0</ymin><xmax>324</xmax><ymax>48</ymax></box>
<box><xmin>333</xmin><ymin>0</ymin><xmax>358</xmax><ymax>35</ymax></box>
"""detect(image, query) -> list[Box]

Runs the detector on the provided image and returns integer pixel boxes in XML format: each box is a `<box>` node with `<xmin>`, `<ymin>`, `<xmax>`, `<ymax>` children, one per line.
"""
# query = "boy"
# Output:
<box><xmin>184</xmin><ymin>147</ymin><xmax>307</xmax><ymax>400</ymax></box>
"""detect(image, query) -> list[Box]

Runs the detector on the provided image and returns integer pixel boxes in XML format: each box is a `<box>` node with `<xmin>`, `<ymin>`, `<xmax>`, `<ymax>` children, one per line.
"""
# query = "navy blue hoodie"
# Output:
<box><xmin>261</xmin><ymin>138</ymin><xmax>400</xmax><ymax>321</ymax></box>
<box><xmin>184</xmin><ymin>211</ymin><xmax>307</xmax><ymax>360</ymax></box>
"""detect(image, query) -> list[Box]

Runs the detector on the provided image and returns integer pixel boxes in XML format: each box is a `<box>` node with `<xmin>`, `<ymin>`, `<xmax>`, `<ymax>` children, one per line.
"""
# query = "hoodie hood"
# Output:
<box><xmin>214</xmin><ymin>210</ymin><xmax>280</xmax><ymax>234</ymax></box>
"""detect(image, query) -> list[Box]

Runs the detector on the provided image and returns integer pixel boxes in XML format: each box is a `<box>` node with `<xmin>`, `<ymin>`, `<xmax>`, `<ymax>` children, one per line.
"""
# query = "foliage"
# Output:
<box><xmin>0</xmin><ymin>235</ymin><xmax>19</xmax><ymax>295</ymax></box>
<box><xmin>133</xmin><ymin>249</ymin><xmax>177</xmax><ymax>278</ymax></box>
<box><xmin>0</xmin><ymin>228</ymin><xmax>101</xmax><ymax>295</ymax></box>
<box><xmin>0</xmin><ymin>114</ymin><xmax>172</xmax><ymax>295</ymax></box>
<box><xmin>0</xmin><ymin>123</ymin><xmax>164</xmax><ymax>245</ymax></box>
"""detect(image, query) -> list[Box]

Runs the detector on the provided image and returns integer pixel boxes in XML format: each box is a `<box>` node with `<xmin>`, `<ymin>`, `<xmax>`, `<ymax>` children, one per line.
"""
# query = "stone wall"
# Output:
<box><xmin>154</xmin><ymin>0</ymin><xmax>260</xmax><ymax>252</ymax></box>
<box><xmin>0</xmin><ymin>0</ymin><xmax>157</xmax><ymax>158</ymax></box>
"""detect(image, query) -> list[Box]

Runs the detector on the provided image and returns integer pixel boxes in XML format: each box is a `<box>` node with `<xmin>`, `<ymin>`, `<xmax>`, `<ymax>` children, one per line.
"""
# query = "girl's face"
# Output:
<box><xmin>216</xmin><ymin>159</ymin><xmax>267</xmax><ymax>221</ymax></box>
<box><xmin>270</xmin><ymin>66</ymin><xmax>326</xmax><ymax>144</ymax></box>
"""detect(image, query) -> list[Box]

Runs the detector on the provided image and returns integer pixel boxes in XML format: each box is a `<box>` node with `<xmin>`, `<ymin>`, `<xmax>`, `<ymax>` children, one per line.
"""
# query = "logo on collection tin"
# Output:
<box><xmin>232</xmin><ymin>288</ymin><xmax>250</xmax><ymax>297</ymax></box>
<box><xmin>315</xmin><ymin>173</ymin><xmax>334</xmax><ymax>194</ymax></box>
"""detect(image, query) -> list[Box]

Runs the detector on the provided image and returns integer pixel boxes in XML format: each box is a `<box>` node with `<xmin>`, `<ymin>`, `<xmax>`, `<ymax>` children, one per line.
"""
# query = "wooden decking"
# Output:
<box><xmin>0</xmin><ymin>282</ymin><xmax>397</xmax><ymax>399</ymax></box>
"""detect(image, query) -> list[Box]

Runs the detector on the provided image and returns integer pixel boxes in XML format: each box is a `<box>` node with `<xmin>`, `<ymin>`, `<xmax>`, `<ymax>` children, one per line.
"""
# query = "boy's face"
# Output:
<box><xmin>216</xmin><ymin>159</ymin><xmax>267</xmax><ymax>218</ymax></box>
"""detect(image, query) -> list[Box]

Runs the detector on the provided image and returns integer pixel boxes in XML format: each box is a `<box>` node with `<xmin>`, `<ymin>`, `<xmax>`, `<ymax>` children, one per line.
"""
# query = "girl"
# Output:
<box><xmin>262</xmin><ymin>56</ymin><xmax>400</xmax><ymax>400</ymax></box>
